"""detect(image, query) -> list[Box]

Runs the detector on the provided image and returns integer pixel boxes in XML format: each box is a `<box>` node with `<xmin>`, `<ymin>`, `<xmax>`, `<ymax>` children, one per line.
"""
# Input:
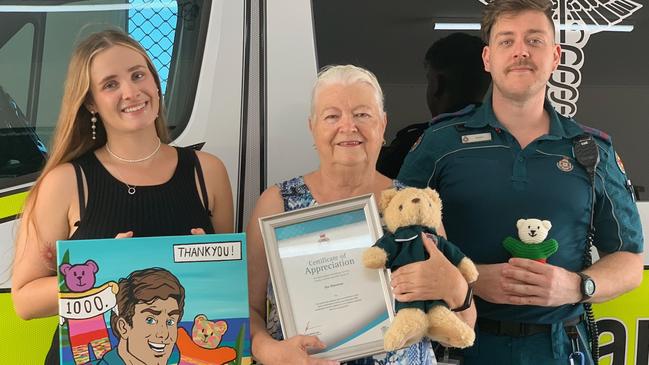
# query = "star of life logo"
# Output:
<box><xmin>478</xmin><ymin>0</ymin><xmax>643</xmax><ymax>117</ymax></box>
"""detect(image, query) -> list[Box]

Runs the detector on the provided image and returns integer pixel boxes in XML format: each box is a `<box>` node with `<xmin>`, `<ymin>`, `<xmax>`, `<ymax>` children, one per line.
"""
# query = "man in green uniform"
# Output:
<box><xmin>396</xmin><ymin>0</ymin><xmax>644</xmax><ymax>364</ymax></box>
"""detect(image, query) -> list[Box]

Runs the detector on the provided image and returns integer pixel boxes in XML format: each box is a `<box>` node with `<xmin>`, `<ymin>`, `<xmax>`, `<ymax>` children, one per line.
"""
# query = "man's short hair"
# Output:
<box><xmin>109</xmin><ymin>268</ymin><xmax>185</xmax><ymax>338</ymax></box>
<box><xmin>481</xmin><ymin>0</ymin><xmax>555</xmax><ymax>43</ymax></box>
<box><xmin>424</xmin><ymin>33</ymin><xmax>491</xmax><ymax>108</ymax></box>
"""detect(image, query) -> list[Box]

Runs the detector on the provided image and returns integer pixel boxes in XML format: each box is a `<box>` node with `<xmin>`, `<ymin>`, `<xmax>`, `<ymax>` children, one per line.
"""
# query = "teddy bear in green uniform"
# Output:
<box><xmin>363</xmin><ymin>187</ymin><xmax>478</xmax><ymax>351</ymax></box>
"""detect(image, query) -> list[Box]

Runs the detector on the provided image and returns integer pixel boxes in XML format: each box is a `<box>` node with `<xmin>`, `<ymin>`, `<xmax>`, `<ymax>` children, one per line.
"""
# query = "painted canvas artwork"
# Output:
<box><xmin>56</xmin><ymin>233</ymin><xmax>250</xmax><ymax>365</ymax></box>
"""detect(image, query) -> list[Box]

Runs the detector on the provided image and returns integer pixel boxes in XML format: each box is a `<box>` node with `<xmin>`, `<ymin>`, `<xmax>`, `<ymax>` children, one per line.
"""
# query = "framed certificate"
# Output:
<box><xmin>259</xmin><ymin>194</ymin><xmax>392</xmax><ymax>362</ymax></box>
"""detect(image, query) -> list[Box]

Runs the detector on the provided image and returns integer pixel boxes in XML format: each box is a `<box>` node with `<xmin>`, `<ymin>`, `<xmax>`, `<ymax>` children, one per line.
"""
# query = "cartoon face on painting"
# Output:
<box><xmin>107</xmin><ymin>268</ymin><xmax>185</xmax><ymax>365</ymax></box>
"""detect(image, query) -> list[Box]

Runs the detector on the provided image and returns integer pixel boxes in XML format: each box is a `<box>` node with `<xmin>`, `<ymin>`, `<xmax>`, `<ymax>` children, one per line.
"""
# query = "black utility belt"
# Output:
<box><xmin>477</xmin><ymin>316</ymin><xmax>582</xmax><ymax>337</ymax></box>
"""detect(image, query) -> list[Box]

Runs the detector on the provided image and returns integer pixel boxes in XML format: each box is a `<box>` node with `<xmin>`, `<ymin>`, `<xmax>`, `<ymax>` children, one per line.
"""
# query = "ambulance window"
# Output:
<box><xmin>0</xmin><ymin>23</ymin><xmax>33</xmax><ymax>115</ymax></box>
<box><xmin>0</xmin><ymin>0</ymin><xmax>210</xmax><ymax>190</ymax></box>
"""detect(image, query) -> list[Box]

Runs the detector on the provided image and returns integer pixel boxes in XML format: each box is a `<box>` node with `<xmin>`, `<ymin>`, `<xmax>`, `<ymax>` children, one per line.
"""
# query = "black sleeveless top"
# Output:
<box><xmin>45</xmin><ymin>146</ymin><xmax>215</xmax><ymax>364</ymax></box>
<box><xmin>70</xmin><ymin>146</ymin><xmax>215</xmax><ymax>239</ymax></box>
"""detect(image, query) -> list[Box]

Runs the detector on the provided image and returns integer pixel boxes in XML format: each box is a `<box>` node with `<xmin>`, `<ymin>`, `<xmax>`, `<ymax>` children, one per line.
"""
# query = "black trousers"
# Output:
<box><xmin>44</xmin><ymin>326</ymin><xmax>59</xmax><ymax>365</ymax></box>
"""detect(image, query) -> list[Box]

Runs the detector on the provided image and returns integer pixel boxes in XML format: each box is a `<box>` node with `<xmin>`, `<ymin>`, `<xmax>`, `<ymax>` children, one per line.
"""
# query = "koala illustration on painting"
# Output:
<box><xmin>176</xmin><ymin>314</ymin><xmax>237</xmax><ymax>365</ymax></box>
<box><xmin>192</xmin><ymin>314</ymin><xmax>228</xmax><ymax>349</ymax></box>
<box><xmin>362</xmin><ymin>187</ymin><xmax>478</xmax><ymax>351</ymax></box>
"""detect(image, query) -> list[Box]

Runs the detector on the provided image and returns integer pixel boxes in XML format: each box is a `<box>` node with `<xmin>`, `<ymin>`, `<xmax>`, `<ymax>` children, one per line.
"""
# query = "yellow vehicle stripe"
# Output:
<box><xmin>0</xmin><ymin>292</ymin><xmax>58</xmax><ymax>364</ymax></box>
<box><xmin>0</xmin><ymin>191</ymin><xmax>28</xmax><ymax>223</ymax></box>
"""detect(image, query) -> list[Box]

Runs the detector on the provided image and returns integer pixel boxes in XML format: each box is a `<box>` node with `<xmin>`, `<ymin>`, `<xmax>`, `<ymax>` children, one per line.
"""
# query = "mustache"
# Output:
<box><xmin>507</xmin><ymin>60</ymin><xmax>536</xmax><ymax>72</ymax></box>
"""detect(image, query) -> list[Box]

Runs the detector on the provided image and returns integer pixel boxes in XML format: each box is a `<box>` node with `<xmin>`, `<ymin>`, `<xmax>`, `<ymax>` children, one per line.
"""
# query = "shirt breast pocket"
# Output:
<box><xmin>528</xmin><ymin>156</ymin><xmax>592</xmax><ymax>214</ymax></box>
<box><xmin>438</xmin><ymin>155</ymin><xmax>509</xmax><ymax>198</ymax></box>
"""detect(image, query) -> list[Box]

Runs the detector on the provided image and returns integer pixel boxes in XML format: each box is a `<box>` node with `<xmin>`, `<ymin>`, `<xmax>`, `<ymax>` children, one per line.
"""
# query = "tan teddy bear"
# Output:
<box><xmin>363</xmin><ymin>187</ymin><xmax>478</xmax><ymax>350</ymax></box>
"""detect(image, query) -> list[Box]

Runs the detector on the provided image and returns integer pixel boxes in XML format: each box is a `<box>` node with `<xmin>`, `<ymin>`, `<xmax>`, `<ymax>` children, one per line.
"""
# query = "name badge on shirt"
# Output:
<box><xmin>461</xmin><ymin>132</ymin><xmax>492</xmax><ymax>144</ymax></box>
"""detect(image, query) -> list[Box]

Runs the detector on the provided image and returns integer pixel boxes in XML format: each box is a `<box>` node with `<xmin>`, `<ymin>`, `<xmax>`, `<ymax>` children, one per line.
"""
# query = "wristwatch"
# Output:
<box><xmin>576</xmin><ymin>272</ymin><xmax>596</xmax><ymax>302</ymax></box>
<box><xmin>451</xmin><ymin>285</ymin><xmax>473</xmax><ymax>312</ymax></box>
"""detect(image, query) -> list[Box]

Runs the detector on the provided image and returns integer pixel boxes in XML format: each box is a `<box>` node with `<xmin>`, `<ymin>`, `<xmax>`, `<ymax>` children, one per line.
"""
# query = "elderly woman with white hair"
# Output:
<box><xmin>246</xmin><ymin>65</ymin><xmax>476</xmax><ymax>364</ymax></box>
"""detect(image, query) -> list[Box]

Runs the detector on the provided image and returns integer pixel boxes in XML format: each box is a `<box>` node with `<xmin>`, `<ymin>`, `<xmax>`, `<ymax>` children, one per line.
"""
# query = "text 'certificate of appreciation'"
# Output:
<box><xmin>260</xmin><ymin>194</ymin><xmax>393</xmax><ymax>361</ymax></box>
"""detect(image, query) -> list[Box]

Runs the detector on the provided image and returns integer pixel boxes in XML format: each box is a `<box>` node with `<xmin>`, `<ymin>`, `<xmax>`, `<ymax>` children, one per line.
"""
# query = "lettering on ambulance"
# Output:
<box><xmin>597</xmin><ymin>318</ymin><xmax>649</xmax><ymax>365</ymax></box>
<box><xmin>636</xmin><ymin>319</ymin><xmax>649</xmax><ymax>365</ymax></box>
<box><xmin>598</xmin><ymin>318</ymin><xmax>627</xmax><ymax>365</ymax></box>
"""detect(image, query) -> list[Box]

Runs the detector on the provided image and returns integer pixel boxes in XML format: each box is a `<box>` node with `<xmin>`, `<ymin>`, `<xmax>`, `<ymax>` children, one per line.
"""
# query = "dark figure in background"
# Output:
<box><xmin>377</xmin><ymin>32</ymin><xmax>491</xmax><ymax>178</ymax></box>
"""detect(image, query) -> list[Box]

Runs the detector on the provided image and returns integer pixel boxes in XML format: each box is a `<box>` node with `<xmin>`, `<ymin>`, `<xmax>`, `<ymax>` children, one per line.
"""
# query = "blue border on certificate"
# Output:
<box><xmin>275</xmin><ymin>209</ymin><xmax>366</xmax><ymax>241</ymax></box>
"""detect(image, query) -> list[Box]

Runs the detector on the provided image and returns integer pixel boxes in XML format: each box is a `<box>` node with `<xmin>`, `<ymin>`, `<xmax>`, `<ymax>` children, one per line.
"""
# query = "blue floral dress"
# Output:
<box><xmin>265</xmin><ymin>176</ymin><xmax>436</xmax><ymax>365</ymax></box>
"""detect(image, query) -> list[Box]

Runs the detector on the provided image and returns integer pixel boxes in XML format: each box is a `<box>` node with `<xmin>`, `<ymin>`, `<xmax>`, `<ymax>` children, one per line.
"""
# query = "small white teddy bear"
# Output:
<box><xmin>503</xmin><ymin>218</ymin><xmax>558</xmax><ymax>263</ymax></box>
<box><xmin>517</xmin><ymin>218</ymin><xmax>552</xmax><ymax>244</ymax></box>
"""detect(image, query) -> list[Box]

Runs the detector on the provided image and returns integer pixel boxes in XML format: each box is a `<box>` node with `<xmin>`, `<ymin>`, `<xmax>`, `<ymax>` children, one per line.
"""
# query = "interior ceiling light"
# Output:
<box><xmin>0</xmin><ymin>2</ymin><xmax>175</xmax><ymax>12</ymax></box>
<box><xmin>434</xmin><ymin>22</ymin><xmax>481</xmax><ymax>30</ymax></box>
<box><xmin>434</xmin><ymin>22</ymin><xmax>634</xmax><ymax>32</ymax></box>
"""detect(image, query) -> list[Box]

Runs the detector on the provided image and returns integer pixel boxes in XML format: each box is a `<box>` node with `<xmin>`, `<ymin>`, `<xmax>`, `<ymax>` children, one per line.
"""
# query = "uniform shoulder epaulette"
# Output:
<box><xmin>576</xmin><ymin>123</ymin><xmax>611</xmax><ymax>144</ymax></box>
<box><xmin>430</xmin><ymin>103</ymin><xmax>478</xmax><ymax>126</ymax></box>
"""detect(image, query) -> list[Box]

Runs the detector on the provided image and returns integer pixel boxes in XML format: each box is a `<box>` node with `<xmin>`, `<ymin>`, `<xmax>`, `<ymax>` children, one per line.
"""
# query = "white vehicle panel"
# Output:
<box><xmin>265</xmin><ymin>0</ymin><xmax>319</xmax><ymax>186</ymax></box>
<box><xmin>172</xmin><ymin>0</ymin><xmax>244</xmax><ymax>212</ymax></box>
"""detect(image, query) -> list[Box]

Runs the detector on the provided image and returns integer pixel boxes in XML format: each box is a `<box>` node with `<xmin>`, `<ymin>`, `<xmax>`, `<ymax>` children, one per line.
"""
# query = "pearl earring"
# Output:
<box><xmin>91</xmin><ymin>112</ymin><xmax>97</xmax><ymax>140</ymax></box>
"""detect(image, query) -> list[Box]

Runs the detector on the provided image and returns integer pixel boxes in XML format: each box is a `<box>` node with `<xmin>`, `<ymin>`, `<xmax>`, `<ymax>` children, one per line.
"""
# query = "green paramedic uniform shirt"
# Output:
<box><xmin>397</xmin><ymin>93</ymin><xmax>643</xmax><ymax>324</ymax></box>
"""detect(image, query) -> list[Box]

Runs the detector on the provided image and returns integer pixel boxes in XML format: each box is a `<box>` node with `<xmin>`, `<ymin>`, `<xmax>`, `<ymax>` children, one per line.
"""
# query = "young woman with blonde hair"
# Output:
<box><xmin>11</xmin><ymin>29</ymin><xmax>233</xmax><ymax>364</ymax></box>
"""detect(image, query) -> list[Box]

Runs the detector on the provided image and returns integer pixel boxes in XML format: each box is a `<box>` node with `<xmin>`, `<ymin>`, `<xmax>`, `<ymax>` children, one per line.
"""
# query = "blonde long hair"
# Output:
<box><xmin>20</xmin><ymin>29</ymin><xmax>170</xmax><ymax>235</ymax></box>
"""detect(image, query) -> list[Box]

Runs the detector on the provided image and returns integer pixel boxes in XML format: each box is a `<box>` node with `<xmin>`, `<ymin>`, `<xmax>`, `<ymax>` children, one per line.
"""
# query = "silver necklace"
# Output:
<box><xmin>110</xmin><ymin>166</ymin><xmax>137</xmax><ymax>195</ymax></box>
<box><xmin>105</xmin><ymin>137</ymin><xmax>161</xmax><ymax>163</ymax></box>
<box><xmin>105</xmin><ymin>138</ymin><xmax>161</xmax><ymax>195</ymax></box>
